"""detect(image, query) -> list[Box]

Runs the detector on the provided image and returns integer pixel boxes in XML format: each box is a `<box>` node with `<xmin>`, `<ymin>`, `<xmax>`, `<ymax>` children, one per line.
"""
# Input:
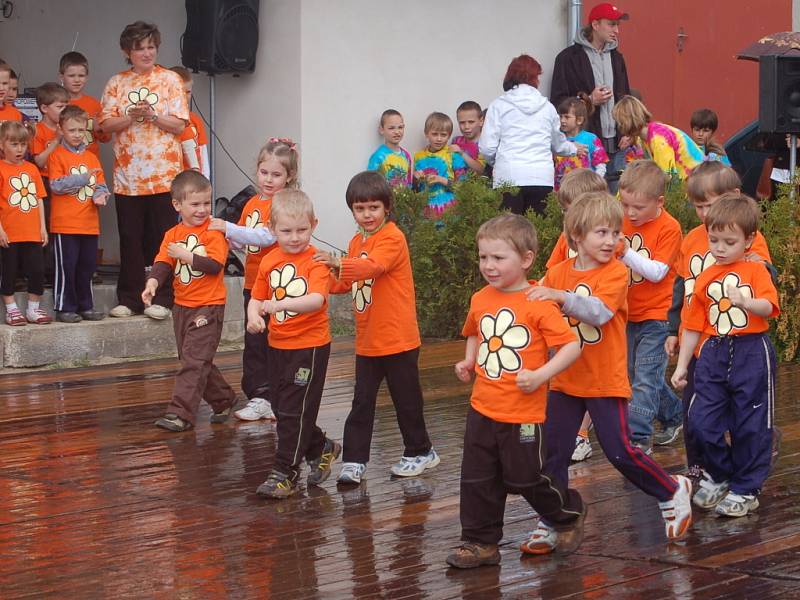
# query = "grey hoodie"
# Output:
<box><xmin>576</xmin><ymin>30</ymin><xmax>617</xmax><ymax>139</ymax></box>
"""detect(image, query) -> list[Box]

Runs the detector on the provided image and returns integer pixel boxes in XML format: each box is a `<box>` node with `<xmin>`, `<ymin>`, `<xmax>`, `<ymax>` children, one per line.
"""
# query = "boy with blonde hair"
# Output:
<box><xmin>414</xmin><ymin>112</ymin><xmax>467</xmax><ymax>216</ymax></box>
<box><xmin>248</xmin><ymin>189</ymin><xmax>339</xmax><ymax>498</ymax></box>
<box><xmin>144</xmin><ymin>171</ymin><xmax>235</xmax><ymax>431</ymax></box>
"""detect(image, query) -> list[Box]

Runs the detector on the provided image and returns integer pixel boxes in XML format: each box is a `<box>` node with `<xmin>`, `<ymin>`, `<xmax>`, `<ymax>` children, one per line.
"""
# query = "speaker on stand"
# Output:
<box><xmin>759</xmin><ymin>54</ymin><xmax>800</xmax><ymax>194</ymax></box>
<box><xmin>181</xmin><ymin>0</ymin><xmax>260</xmax><ymax>201</ymax></box>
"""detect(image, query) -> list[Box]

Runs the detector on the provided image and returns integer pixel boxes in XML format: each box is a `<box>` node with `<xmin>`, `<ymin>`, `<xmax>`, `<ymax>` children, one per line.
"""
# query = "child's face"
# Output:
<box><xmin>425</xmin><ymin>127</ymin><xmax>450</xmax><ymax>152</ymax></box>
<box><xmin>574</xmin><ymin>223</ymin><xmax>620</xmax><ymax>268</ymax></box>
<box><xmin>708</xmin><ymin>224</ymin><xmax>754</xmax><ymax>265</ymax></box>
<box><xmin>60</xmin><ymin>117</ymin><xmax>88</xmax><ymax>147</ymax></box>
<box><xmin>182</xmin><ymin>80</ymin><xmax>193</xmax><ymax>104</ymax></box>
<box><xmin>691</xmin><ymin>126</ymin><xmax>714</xmax><ymax>148</ymax></box>
<box><xmin>620</xmin><ymin>189</ymin><xmax>662</xmax><ymax>227</ymax></box>
<box><xmin>256</xmin><ymin>156</ymin><xmax>291</xmax><ymax>197</ymax></box>
<box><xmin>272</xmin><ymin>212</ymin><xmax>316</xmax><ymax>255</ymax></box>
<box><xmin>173</xmin><ymin>189</ymin><xmax>212</xmax><ymax>227</ymax></box>
<box><xmin>478</xmin><ymin>237</ymin><xmax>533</xmax><ymax>291</ymax></box>
<box><xmin>6</xmin><ymin>78</ymin><xmax>18</xmax><ymax>104</ymax></box>
<box><xmin>61</xmin><ymin>65</ymin><xmax>88</xmax><ymax>97</ymax></box>
<box><xmin>560</xmin><ymin>111</ymin><xmax>581</xmax><ymax>135</ymax></box>
<box><xmin>351</xmin><ymin>199</ymin><xmax>387</xmax><ymax>233</ymax></box>
<box><xmin>379</xmin><ymin>114</ymin><xmax>404</xmax><ymax>148</ymax></box>
<box><xmin>692</xmin><ymin>193</ymin><xmax>720</xmax><ymax>224</ymax></box>
<box><xmin>40</xmin><ymin>101</ymin><xmax>68</xmax><ymax>124</ymax></box>
<box><xmin>0</xmin><ymin>71</ymin><xmax>9</xmax><ymax>102</ymax></box>
<box><xmin>457</xmin><ymin>109</ymin><xmax>483</xmax><ymax>140</ymax></box>
<box><xmin>1</xmin><ymin>138</ymin><xmax>27</xmax><ymax>163</ymax></box>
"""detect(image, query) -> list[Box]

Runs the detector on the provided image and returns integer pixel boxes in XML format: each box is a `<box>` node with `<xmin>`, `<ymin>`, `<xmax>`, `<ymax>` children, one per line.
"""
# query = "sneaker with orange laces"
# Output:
<box><xmin>5</xmin><ymin>307</ymin><xmax>26</xmax><ymax>326</ymax></box>
<box><xmin>659</xmin><ymin>475</ymin><xmax>693</xmax><ymax>540</ymax></box>
<box><xmin>26</xmin><ymin>308</ymin><xmax>52</xmax><ymax>324</ymax></box>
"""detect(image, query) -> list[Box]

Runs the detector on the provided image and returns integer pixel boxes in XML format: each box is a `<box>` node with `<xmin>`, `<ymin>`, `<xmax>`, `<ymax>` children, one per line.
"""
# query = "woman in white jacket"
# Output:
<box><xmin>480</xmin><ymin>54</ymin><xmax>581</xmax><ymax>215</ymax></box>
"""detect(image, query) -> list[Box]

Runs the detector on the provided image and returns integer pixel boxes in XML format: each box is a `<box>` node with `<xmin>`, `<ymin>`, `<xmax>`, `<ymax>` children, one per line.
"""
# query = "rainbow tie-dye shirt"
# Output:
<box><xmin>368</xmin><ymin>144</ymin><xmax>413</xmax><ymax>188</ymax></box>
<box><xmin>644</xmin><ymin>122</ymin><xmax>705</xmax><ymax>180</ymax></box>
<box><xmin>554</xmin><ymin>130</ymin><xmax>609</xmax><ymax>190</ymax></box>
<box><xmin>451</xmin><ymin>135</ymin><xmax>486</xmax><ymax>173</ymax></box>
<box><xmin>413</xmin><ymin>147</ymin><xmax>467</xmax><ymax>216</ymax></box>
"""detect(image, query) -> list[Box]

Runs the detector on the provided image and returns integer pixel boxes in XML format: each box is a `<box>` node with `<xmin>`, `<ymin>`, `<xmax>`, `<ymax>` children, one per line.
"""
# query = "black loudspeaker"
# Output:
<box><xmin>759</xmin><ymin>55</ymin><xmax>800</xmax><ymax>133</ymax></box>
<box><xmin>182</xmin><ymin>0</ymin><xmax>259</xmax><ymax>75</ymax></box>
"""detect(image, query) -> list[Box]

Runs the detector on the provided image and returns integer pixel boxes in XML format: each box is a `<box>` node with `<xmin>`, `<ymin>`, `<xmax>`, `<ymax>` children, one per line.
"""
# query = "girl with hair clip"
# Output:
<box><xmin>554</xmin><ymin>93</ymin><xmax>610</xmax><ymax>191</ymax></box>
<box><xmin>208</xmin><ymin>137</ymin><xmax>299</xmax><ymax>421</ymax></box>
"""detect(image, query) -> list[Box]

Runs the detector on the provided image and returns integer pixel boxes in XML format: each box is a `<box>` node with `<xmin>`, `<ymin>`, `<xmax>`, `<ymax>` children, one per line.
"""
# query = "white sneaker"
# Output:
<box><xmin>571</xmin><ymin>436</ymin><xmax>592</xmax><ymax>461</ymax></box>
<box><xmin>693</xmin><ymin>472</ymin><xmax>730</xmax><ymax>509</ymax></box>
<box><xmin>390</xmin><ymin>448</ymin><xmax>440</xmax><ymax>477</ymax></box>
<box><xmin>715</xmin><ymin>491</ymin><xmax>759</xmax><ymax>517</ymax></box>
<box><xmin>337</xmin><ymin>462</ymin><xmax>366</xmax><ymax>484</ymax></box>
<box><xmin>109</xmin><ymin>304</ymin><xmax>135</xmax><ymax>318</ymax></box>
<box><xmin>234</xmin><ymin>397</ymin><xmax>275</xmax><ymax>421</ymax></box>
<box><xmin>144</xmin><ymin>304</ymin><xmax>171</xmax><ymax>320</ymax></box>
<box><xmin>659</xmin><ymin>475</ymin><xmax>693</xmax><ymax>540</ymax></box>
<box><xmin>520</xmin><ymin>520</ymin><xmax>556</xmax><ymax>555</ymax></box>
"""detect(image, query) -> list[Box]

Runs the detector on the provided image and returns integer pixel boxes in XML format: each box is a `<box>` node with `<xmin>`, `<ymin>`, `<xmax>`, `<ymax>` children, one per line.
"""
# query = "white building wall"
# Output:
<box><xmin>0</xmin><ymin>0</ymin><xmax>566</xmax><ymax>258</ymax></box>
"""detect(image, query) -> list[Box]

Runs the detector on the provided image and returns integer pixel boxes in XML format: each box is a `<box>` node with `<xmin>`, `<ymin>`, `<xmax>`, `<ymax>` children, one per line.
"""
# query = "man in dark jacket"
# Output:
<box><xmin>551</xmin><ymin>3</ymin><xmax>630</xmax><ymax>186</ymax></box>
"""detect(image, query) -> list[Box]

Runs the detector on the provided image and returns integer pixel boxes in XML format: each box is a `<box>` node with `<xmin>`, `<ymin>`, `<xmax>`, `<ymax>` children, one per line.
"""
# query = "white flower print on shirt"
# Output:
<box><xmin>684</xmin><ymin>251</ymin><xmax>716</xmax><ymax>301</ymax></box>
<box><xmin>8</xmin><ymin>173</ymin><xmax>39</xmax><ymax>213</ymax></box>
<box><xmin>626</xmin><ymin>233</ymin><xmax>650</xmax><ymax>286</ymax></box>
<box><xmin>245</xmin><ymin>209</ymin><xmax>265</xmax><ymax>254</ymax></box>
<box><xmin>69</xmin><ymin>165</ymin><xmax>96</xmax><ymax>202</ymax></box>
<box><xmin>269</xmin><ymin>264</ymin><xmax>308</xmax><ymax>323</ymax></box>
<box><xmin>351</xmin><ymin>252</ymin><xmax>373</xmax><ymax>313</ymax></box>
<box><xmin>707</xmin><ymin>273</ymin><xmax>752</xmax><ymax>336</ymax></box>
<box><xmin>476</xmin><ymin>308</ymin><xmax>530</xmax><ymax>379</ymax></box>
<box><xmin>174</xmin><ymin>234</ymin><xmax>207</xmax><ymax>284</ymax></box>
<box><xmin>125</xmin><ymin>87</ymin><xmax>159</xmax><ymax>122</ymax></box>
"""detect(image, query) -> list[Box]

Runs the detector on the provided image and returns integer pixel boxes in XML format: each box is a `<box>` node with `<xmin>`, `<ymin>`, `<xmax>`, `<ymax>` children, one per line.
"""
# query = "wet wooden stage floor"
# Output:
<box><xmin>2</xmin><ymin>338</ymin><xmax>800</xmax><ymax>599</ymax></box>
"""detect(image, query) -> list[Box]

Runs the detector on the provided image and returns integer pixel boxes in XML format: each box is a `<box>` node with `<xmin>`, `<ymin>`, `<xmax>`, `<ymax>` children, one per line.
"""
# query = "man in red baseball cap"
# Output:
<box><xmin>551</xmin><ymin>3</ymin><xmax>631</xmax><ymax>190</ymax></box>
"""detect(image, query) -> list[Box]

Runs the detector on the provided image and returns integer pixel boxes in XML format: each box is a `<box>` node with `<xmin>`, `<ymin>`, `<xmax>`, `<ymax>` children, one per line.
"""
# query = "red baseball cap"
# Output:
<box><xmin>588</xmin><ymin>3</ymin><xmax>629</xmax><ymax>22</ymax></box>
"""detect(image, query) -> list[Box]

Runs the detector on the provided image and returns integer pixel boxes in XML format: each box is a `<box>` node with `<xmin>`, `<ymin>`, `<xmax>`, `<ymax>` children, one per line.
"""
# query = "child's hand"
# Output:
<box><xmin>93</xmin><ymin>192</ymin><xmax>109</xmax><ymax>206</ymax></box>
<box><xmin>454</xmin><ymin>359</ymin><xmax>474</xmax><ymax>382</ymax></box>
<box><xmin>525</xmin><ymin>285</ymin><xmax>565</xmax><ymax>305</ymax></box>
<box><xmin>671</xmin><ymin>365</ymin><xmax>688</xmax><ymax>390</ymax></box>
<box><xmin>246</xmin><ymin>314</ymin><xmax>266</xmax><ymax>334</ymax></box>
<box><xmin>622</xmin><ymin>236</ymin><xmax>631</xmax><ymax>252</ymax></box>
<box><xmin>167</xmin><ymin>242</ymin><xmax>192</xmax><ymax>262</ymax></box>
<box><xmin>313</xmin><ymin>250</ymin><xmax>340</xmax><ymax>269</ymax></box>
<box><xmin>208</xmin><ymin>217</ymin><xmax>228</xmax><ymax>233</ymax></box>
<box><xmin>40</xmin><ymin>228</ymin><xmax>48</xmax><ymax>247</ymax></box>
<box><xmin>516</xmin><ymin>368</ymin><xmax>546</xmax><ymax>394</ymax></box>
<box><xmin>0</xmin><ymin>228</ymin><xmax>9</xmax><ymax>248</ymax></box>
<box><xmin>726</xmin><ymin>285</ymin><xmax>748</xmax><ymax>310</ymax></box>
<box><xmin>575</xmin><ymin>143</ymin><xmax>589</xmax><ymax>157</ymax></box>
<box><xmin>664</xmin><ymin>335</ymin><xmax>679</xmax><ymax>357</ymax></box>
<box><xmin>261</xmin><ymin>299</ymin><xmax>279</xmax><ymax>315</ymax></box>
<box><xmin>450</xmin><ymin>144</ymin><xmax>462</xmax><ymax>154</ymax></box>
<box><xmin>744</xmin><ymin>252</ymin><xmax>766</xmax><ymax>263</ymax></box>
<box><xmin>141</xmin><ymin>279</ymin><xmax>158</xmax><ymax>306</ymax></box>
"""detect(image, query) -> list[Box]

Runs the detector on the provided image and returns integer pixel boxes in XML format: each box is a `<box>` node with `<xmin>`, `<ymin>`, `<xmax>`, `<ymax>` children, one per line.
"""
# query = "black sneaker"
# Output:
<box><xmin>56</xmin><ymin>311</ymin><xmax>82</xmax><ymax>323</ymax></box>
<box><xmin>79</xmin><ymin>310</ymin><xmax>105</xmax><ymax>321</ymax></box>
<box><xmin>654</xmin><ymin>424</ymin><xmax>683</xmax><ymax>446</ymax></box>
<box><xmin>307</xmin><ymin>438</ymin><xmax>342</xmax><ymax>486</ymax></box>
<box><xmin>154</xmin><ymin>413</ymin><xmax>193</xmax><ymax>432</ymax></box>
<box><xmin>257</xmin><ymin>471</ymin><xmax>297</xmax><ymax>499</ymax></box>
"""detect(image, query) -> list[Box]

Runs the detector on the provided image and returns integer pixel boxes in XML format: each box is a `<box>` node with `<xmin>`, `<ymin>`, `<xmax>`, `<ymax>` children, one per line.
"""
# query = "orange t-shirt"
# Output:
<box><xmin>462</xmin><ymin>285</ymin><xmax>577</xmax><ymax>424</ymax></box>
<box><xmin>545</xmin><ymin>233</ymin><xmax>577</xmax><ymax>270</ymax></box>
<box><xmin>237</xmin><ymin>194</ymin><xmax>275</xmax><ymax>289</ymax></box>
<box><xmin>178</xmin><ymin>112</ymin><xmax>208</xmax><ymax>171</ymax></box>
<box><xmin>47</xmin><ymin>145</ymin><xmax>105</xmax><ymax>235</ymax></box>
<box><xmin>251</xmin><ymin>245</ymin><xmax>331</xmax><ymax>350</ymax></box>
<box><xmin>0</xmin><ymin>105</ymin><xmax>23</xmax><ymax>122</ymax></box>
<box><xmin>69</xmin><ymin>94</ymin><xmax>111</xmax><ymax>156</ymax></box>
<box><xmin>684</xmin><ymin>261</ymin><xmax>779</xmax><ymax>340</ymax></box>
<box><xmin>31</xmin><ymin>122</ymin><xmax>58</xmax><ymax>178</ymax></box>
<box><xmin>623</xmin><ymin>209</ymin><xmax>682</xmax><ymax>322</ymax></box>
<box><xmin>0</xmin><ymin>160</ymin><xmax>45</xmax><ymax>243</ymax></box>
<box><xmin>100</xmin><ymin>65</ymin><xmax>189</xmax><ymax>195</ymax></box>
<box><xmin>335</xmin><ymin>221</ymin><xmax>421</xmax><ymax>356</ymax></box>
<box><xmin>546</xmin><ymin>258</ymin><xmax>631</xmax><ymax>399</ymax></box>
<box><xmin>154</xmin><ymin>220</ymin><xmax>228</xmax><ymax>308</ymax></box>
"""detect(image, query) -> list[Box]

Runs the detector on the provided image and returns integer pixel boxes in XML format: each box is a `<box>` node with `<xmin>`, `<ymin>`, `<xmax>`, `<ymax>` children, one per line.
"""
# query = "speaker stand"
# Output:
<box><xmin>208</xmin><ymin>73</ymin><xmax>217</xmax><ymax>210</ymax></box>
<box><xmin>791</xmin><ymin>134</ymin><xmax>797</xmax><ymax>201</ymax></box>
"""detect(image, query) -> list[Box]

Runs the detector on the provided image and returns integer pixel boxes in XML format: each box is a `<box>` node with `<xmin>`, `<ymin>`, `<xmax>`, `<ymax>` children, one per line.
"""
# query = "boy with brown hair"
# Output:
<box><xmin>367</xmin><ymin>109</ymin><xmax>413</xmax><ymax>188</ymax></box>
<box><xmin>169</xmin><ymin>66</ymin><xmax>210</xmax><ymax>178</ymax></box>
<box><xmin>32</xmin><ymin>83</ymin><xmax>69</xmax><ymax>178</ymax></box>
<box><xmin>0</xmin><ymin>63</ymin><xmax>22</xmax><ymax>122</ymax></box>
<box><xmin>413</xmin><ymin>112</ymin><xmax>467</xmax><ymax>216</ymax></box>
<box><xmin>451</xmin><ymin>100</ymin><xmax>485</xmax><ymax>175</ymax></box>
<box><xmin>59</xmin><ymin>52</ymin><xmax>110</xmax><ymax>157</ymax></box>
<box><xmin>315</xmin><ymin>171</ymin><xmax>437</xmax><ymax>484</ymax></box>
<box><xmin>143</xmin><ymin>170</ymin><xmax>235</xmax><ymax>432</ymax></box>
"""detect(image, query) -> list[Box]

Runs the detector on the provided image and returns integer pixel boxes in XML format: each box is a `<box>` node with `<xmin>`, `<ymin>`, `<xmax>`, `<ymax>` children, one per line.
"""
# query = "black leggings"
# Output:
<box><xmin>0</xmin><ymin>242</ymin><xmax>44</xmax><ymax>296</ymax></box>
<box><xmin>501</xmin><ymin>185</ymin><xmax>553</xmax><ymax>216</ymax></box>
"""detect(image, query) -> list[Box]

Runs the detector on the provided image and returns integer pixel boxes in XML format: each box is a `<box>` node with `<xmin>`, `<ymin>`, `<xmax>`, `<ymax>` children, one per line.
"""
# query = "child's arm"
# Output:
<box><xmin>451</xmin><ymin>145</ymin><xmax>484</xmax><ymax>175</ymax></box>
<box><xmin>141</xmin><ymin>261</ymin><xmax>172</xmax><ymax>306</ymax></box>
<box><xmin>199</xmin><ymin>144</ymin><xmax>210</xmax><ymax>179</ymax></box>
<box><xmin>665</xmin><ymin>276</ymin><xmax>685</xmax><ymax>356</ymax></box>
<box><xmin>33</xmin><ymin>136</ymin><xmax>61</xmax><ymax>169</ymax></box>
<box><xmin>49</xmin><ymin>171</ymin><xmax>93</xmax><ymax>195</ymax></box>
<box><xmin>727</xmin><ymin>285</ymin><xmax>774</xmax><ymax>318</ymax></box>
<box><xmin>167</xmin><ymin>243</ymin><xmax>223</xmax><ymax>274</ymax></box>
<box><xmin>526</xmin><ymin>285</ymin><xmax>613</xmax><ymax>327</ymax></box>
<box><xmin>621</xmin><ymin>242</ymin><xmax>670</xmax><ymax>282</ymax></box>
<box><xmin>455</xmin><ymin>335</ymin><xmax>480</xmax><ymax>382</ymax></box>
<box><xmin>208</xmin><ymin>218</ymin><xmax>276</xmax><ymax>249</ymax></box>
<box><xmin>516</xmin><ymin>340</ymin><xmax>581</xmax><ymax>394</ymax></box>
<box><xmin>38</xmin><ymin>201</ymin><xmax>48</xmax><ymax>247</ymax></box>
<box><xmin>246</xmin><ymin>297</ymin><xmax>266</xmax><ymax>334</ymax></box>
<box><xmin>594</xmin><ymin>162</ymin><xmax>607</xmax><ymax>178</ymax></box>
<box><xmin>671</xmin><ymin>329</ymin><xmax>701</xmax><ymax>390</ymax></box>
<box><xmin>263</xmin><ymin>292</ymin><xmax>325</xmax><ymax>316</ymax></box>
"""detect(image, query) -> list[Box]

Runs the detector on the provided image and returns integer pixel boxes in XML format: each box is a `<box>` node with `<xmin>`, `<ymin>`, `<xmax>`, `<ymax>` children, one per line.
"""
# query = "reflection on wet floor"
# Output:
<box><xmin>0</xmin><ymin>340</ymin><xmax>799</xmax><ymax>598</ymax></box>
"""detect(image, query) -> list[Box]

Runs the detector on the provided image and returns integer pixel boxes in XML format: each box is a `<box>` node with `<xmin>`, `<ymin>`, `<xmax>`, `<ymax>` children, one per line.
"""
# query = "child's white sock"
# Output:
<box><xmin>5</xmin><ymin>302</ymin><xmax>18</xmax><ymax>311</ymax></box>
<box><xmin>27</xmin><ymin>300</ymin><xmax>39</xmax><ymax>312</ymax></box>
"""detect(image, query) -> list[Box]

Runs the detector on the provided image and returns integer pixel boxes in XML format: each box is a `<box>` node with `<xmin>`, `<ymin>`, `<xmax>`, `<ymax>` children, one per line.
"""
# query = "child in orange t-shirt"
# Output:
<box><xmin>665</xmin><ymin>162</ymin><xmax>775</xmax><ymax>477</ymax></box>
<box><xmin>169</xmin><ymin>66</ymin><xmax>210</xmax><ymax>178</ymax></box>
<box><xmin>526</xmin><ymin>192</ymin><xmax>693</xmax><ymax>551</ymax></box>
<box><xmin>0</xmin><ymin>64</ymin><xmax>23</xmax><ymax>123</ymax></box>
<box><xmin>445</xmin><ymin>214</ymin><xmax>585</xmax><ymax>570</ymax></box>
<box><xmin>59</xmin><ymin>52</ymin><xmax>111</xmax><ymax>157</ymax></box>
<box><xmin>619</xmin><ymin>160</ymin><xmax>683</xmax><ymax>453</ymax></box>
<box><xmin>0</xmin><ymin>122</ymin><xmax>51</xmax><ymax>325</ymax></box>
<box><xmin>315</xmin><ymin>171</ymin><xmax>437</xmax><ymax>484</ymax></box>
<box><xmin>48</xmin><ymin>106</ymin><xmax>110</xmax><ymax>322</ymax></box>
<box><xmin>143</xmin><ymin>171</ymin><xmax>235</xmax><ymax>432</ymax></box>
<box><xmin>672</xmin><ymin>194</ymin><xmax>779</xmax><ymax>518</ymax></box>
<box><xmin>209</xmin><ymin>139</ymin><xmax>298</xmax><ymax>422</ymax></box>
<box><xmin>31</xmin><ymin>83</ymin><xmax>69</xmax><ymax>179</ymax></box>
<box><xmin>247</xmin><ymin>189</ymin><xmax>338</xmax><ymax>499</ymax></box>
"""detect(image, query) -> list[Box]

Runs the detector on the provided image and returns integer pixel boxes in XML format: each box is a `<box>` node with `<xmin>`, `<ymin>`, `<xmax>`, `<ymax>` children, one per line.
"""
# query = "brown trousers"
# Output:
<box><xmin>167</xmin><ymin>304</ymin><xmax>235</xmax><ymax>424</ymax></box>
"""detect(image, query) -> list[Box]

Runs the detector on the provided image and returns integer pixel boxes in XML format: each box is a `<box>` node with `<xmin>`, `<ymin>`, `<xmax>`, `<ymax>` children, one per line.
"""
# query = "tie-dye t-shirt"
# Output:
<box><xmin>554</xmin><ymin>130</ymin><xmax>609</xmax><ymax>190</ymax></box>
<box><xmin>699</xmin><ymin>145</ymin><xmax>732</xmax><ymax>167</ymax></box>
<box><xmin>413</xmin><ymin>147</ymin><xmax>467</xmax><ymax>216</ymax></box>
<box><xmin>643</xmin><ymin>122</ymin><xmax>704</xmax><ymax>180</ymax></box>
<box><xmin>624</xmin><ymin>144</ymin><xmax>644</xmax><ymax>163</ymax></box>
<box><xmin>100</xmin><ymin>65</ymin><xmax>189</xmax><ymax>196</ymax></box>
<box><xmin>367</xmin><ymin>144</ymin><xmax>413</xmax><ymax>188</ymax></box>
<box><xmin>451</xmin><ymin>135</ymin><xmax>486</xmax><ymax>172</ymax></box>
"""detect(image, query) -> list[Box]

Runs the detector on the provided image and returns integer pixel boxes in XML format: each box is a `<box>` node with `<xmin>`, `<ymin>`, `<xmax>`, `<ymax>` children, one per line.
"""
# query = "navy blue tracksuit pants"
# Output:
<box><xmin>53</xmin><ymin>233</ymin><xmax>98</xmax><ymax>313</ymax></box>
<box><xmin>681</xmin><ymin>357</ymin><xmax>704</xmax><ymax>471</ymax></box>
<box><xmin>689</xmin><ymin>333</ymin><xmax>776</xmax><ymax>496</ymax></box>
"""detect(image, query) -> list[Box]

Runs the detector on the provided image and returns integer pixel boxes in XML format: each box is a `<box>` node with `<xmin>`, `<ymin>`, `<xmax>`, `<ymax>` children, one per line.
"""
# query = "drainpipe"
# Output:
<box><xmin>568</xmin><ymin>0</ymin><xmax>582</xmax><ymax>45</ymax></box>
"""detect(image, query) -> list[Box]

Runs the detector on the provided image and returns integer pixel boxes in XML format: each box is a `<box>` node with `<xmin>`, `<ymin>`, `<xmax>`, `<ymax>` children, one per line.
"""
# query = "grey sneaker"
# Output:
<box><xmin>693</xmin><ymin>472</ymin><xmax>730</xmax><ymax>509</ymax></box>
<box><xmin>307</xmin><ymin>438</ymin><xmax>342</xmax><ymax>486</ymax></box>
<box><xmin>715</xmin><ymin>491</ymin><xmax>759</xmax><ymax>517</ymax></box>
<box><xmin>144</xmin><ymin>304</ymin><xmax>171</xmax><ymax>320</ymax></box>
<box><xmin>390</xmin><ymin>448</ymin><xmax>440</xmax><ymax>477</ymax></box>
<box><xmin>654</xmin><ymin>424</ymin><xmax>683</xmax><ymax>446</ymax></box>
<box><xmin>337</xmin><ymin>462</ymin><xmax>366</xmax><ymax>485</ymax></box>
<box><xmin>109</xmin><ymin>304</ymin><xmax>135</xmax><ymax>318</ymax></box>
<box><xmin>571</xmin><ymin>436</ymin><xmax>593</xmax><ymax>461</ymax></box>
